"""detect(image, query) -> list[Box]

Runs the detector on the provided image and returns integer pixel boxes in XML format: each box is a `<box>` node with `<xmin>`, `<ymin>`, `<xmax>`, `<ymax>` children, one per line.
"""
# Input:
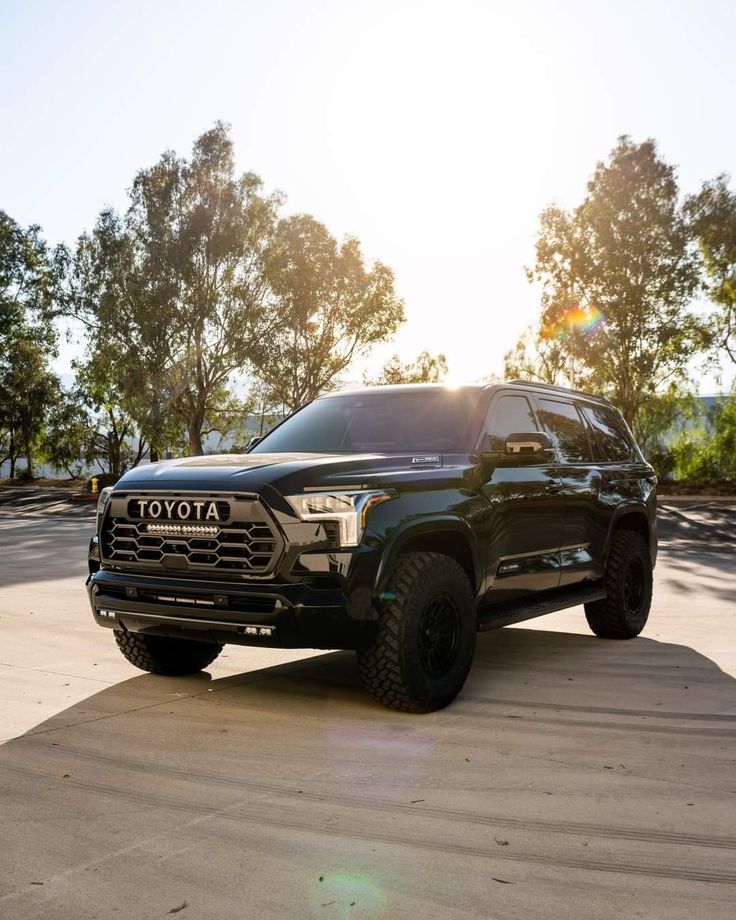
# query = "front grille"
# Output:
<box><xmin>100</xmin><ymin>492</ymin><xmax>283</xmax><ymax>577</ymax></box>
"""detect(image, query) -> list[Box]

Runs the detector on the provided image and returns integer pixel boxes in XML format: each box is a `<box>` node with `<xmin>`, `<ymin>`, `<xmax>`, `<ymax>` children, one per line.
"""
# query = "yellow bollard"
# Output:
<box><xmin>90</xmin><ymin>477</ymin><xmax>99</xmax><ymax>494</ymax></box>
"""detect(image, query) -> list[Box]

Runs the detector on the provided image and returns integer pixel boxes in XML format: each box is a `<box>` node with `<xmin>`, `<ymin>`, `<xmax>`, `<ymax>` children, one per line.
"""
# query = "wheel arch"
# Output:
<box><xmin>605</xmin><ymin>503</ymin><xmax>656</xmax><ymax>567</ymax></box>
<box><xmin>373</xmin><ymin>516</ymin><xmax>480</xmax><ymax>602</ymax></box>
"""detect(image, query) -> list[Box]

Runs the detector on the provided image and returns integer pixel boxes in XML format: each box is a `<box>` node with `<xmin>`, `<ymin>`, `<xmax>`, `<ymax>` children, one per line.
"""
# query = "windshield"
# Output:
<box><xmin>252</xmin><ymin>390</ymin><xmax>487</xmax><ymax>454</ymax></box>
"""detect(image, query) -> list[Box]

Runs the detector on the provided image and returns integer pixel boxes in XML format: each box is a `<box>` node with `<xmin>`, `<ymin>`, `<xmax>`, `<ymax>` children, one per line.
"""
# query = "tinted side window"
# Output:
<box><xmin>486</xmin><ymin>395</ymin><xmax>537</xmax><ymax>451</ymax></box>
<box><xmin>537</xmin><ymin>398</ymin><xmax>592</xmax><ymax>463</ymax></box>
<box><xmin>580</xmin><ymin>404</ymin><xmax>634</xmax><ymax>462</ymax></box>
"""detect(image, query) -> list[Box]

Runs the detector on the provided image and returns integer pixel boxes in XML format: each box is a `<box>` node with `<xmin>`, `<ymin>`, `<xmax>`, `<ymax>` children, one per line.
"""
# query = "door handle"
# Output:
<box><xmin>545</xmin><ymin>482</ymin><xmax>563</xmax><ymax>494</ymax></box>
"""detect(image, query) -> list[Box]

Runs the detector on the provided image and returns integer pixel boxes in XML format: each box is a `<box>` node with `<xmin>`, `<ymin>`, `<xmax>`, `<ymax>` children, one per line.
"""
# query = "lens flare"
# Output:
<box><xmin>323</xmin><ymin>724</ymin><xmax>434</xmax><ymax>794</ymax></box>
<box><xmin>542</xmin><ymin>305</ymin><xmax>604</xmax><ymax>341</ymax></box>
<box><xmin>313</xmin><ymin>871</ymin><xmax>386</xmax><ymax>918</ymax></box>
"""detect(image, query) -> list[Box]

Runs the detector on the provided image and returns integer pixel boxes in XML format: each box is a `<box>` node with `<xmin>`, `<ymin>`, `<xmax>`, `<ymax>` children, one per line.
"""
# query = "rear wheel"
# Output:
<box><xmin>114</xmin><ymin>630</ymin><xmax>223</xmax><ymax>675</ymax></box>
<box><xmin>584</xmin><ymin>531</ymin><xmax>652</xmax><ymax>639</ymax></box>
<box><xmin>357</xmin><ymin>552</ymin><xmax>476</xmax><ymax>712</ymax></box>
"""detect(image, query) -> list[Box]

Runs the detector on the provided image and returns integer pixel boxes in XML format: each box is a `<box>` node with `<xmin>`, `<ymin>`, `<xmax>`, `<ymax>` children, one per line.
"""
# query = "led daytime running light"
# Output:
<box><xmin>285</xmin><ymin>490</ymin><xmax>395</xmax><ymax>546</ymax></box>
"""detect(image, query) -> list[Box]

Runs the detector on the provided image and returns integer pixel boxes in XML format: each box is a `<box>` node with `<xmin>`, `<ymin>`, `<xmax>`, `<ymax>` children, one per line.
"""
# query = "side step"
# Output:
<box><xmin>477</xmin><ymin>583</ymin><xmax>607</xmax><ymax>632</ymax></box>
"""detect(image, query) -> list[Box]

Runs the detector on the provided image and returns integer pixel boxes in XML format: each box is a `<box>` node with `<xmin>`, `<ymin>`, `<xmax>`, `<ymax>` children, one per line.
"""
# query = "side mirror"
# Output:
<box><xmin>504</xmin><ymin>431</ymin><xmax>555</xmax><ymax>459</ymax></box>
<box><xmin>246</xmin><ymin>436</ymin><xmax>262</xmax><ymax>452</ymax></box>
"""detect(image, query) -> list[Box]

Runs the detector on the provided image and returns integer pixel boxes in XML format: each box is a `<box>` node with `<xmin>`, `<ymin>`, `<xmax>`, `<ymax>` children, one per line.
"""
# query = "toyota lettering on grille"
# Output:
<box><xmin>129</xmin><ymin>498</ymin><xmax>224</xmax><ymax>522</ymax></box>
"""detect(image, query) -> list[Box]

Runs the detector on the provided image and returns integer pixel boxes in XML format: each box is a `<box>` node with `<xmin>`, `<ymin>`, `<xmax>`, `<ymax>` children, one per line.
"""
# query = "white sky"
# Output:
<box><xmin>1</xmin><ymin>0</ymin><xmax>735</xmax><ymax>392</ymax></box>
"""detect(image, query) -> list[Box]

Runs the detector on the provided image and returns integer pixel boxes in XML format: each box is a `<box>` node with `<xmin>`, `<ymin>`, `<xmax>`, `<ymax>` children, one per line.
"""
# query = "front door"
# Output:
<box><xmin>479</xmin><ymin>392</ymin><xmax>565</xmax><ymax>603</ymax></box>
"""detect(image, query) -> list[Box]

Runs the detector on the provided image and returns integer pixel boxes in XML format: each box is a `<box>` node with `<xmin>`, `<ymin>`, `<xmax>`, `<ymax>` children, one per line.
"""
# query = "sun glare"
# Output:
<box><xmin>319</xmin><ymin>1</ymin><xmax>561</xmax><ymax>379</ymax></box>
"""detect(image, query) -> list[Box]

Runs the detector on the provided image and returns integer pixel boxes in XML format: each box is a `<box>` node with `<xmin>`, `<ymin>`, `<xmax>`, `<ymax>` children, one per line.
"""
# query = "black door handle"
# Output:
<box><xmin>545</xmin><ymin>482</ymin><xmax>563</xmax><ymax>494</ymax></box>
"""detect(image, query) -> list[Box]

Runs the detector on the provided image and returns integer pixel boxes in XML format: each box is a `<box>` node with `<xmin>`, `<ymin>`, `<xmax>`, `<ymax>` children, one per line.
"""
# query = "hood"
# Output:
<box><xmin>116</xmin><ymin>451</ymin><xmax>475</xmax><ymax>495</ymax></box>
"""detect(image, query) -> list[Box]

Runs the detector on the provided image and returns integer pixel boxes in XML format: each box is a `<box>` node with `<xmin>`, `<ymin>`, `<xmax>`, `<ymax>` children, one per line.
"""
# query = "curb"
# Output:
<box><xmin>659</xmin><ymin>495</ymin><xmax>736</xmax><ymax>505</ymax></box>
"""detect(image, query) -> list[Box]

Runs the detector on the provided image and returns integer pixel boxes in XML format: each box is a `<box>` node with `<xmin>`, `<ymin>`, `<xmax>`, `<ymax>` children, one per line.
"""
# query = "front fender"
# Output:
<box><xmin>372</xmin><ymin>515</ymin><xmax>482</xmax><ymax>602</ymax></box>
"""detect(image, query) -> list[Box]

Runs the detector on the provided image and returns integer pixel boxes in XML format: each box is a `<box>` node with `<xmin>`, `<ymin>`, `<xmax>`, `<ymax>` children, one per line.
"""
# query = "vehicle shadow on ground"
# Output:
<box><xmin>2</xmin><ymin>628</ymin><xmax>736</xmax><ymax>918</ymax></box>
<box><xmin>7</xmin><ymin>625</ymin><xmax>736</xmax><ymax>743</ymax></box>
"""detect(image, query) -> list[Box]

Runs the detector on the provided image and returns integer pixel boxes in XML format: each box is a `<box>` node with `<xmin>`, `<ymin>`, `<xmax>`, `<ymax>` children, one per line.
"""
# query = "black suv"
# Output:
<box><xmin>87</xmin><ymin>381</ymin><xmax>657</xmax><ymax>712</ymax></box>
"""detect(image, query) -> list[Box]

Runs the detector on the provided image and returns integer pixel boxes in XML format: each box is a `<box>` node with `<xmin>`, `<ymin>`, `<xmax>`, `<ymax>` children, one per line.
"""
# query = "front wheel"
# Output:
<box><xmin>114</xmin><ymin>630</ymin><xmax>223</xmax><ymax>675</ymax></box>
<box><xmin>584</xmin><ymin>532</ymin><xmax>653</xmax><ymax>639</ymax></box>
<box><xmin>357</xmin><ymin>552</ymin><xmax>476</xmax><ymax>712</ymax></box>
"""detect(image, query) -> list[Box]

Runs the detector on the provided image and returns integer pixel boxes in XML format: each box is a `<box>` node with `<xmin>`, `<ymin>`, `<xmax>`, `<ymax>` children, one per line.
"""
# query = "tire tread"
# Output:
<box><xmin>114</xmin><ymin>630</ymin><xmax>223</xmax><ymax>675</ymax></box>
<box><xmin>357</xmin><ymin>552</ymin><xmax>474</xmax><ymax>712</ymax></box>
<box><xmin>584</xmin><ymin>532</ymin><xmax>652</xmax><ymax>639</ymax></box>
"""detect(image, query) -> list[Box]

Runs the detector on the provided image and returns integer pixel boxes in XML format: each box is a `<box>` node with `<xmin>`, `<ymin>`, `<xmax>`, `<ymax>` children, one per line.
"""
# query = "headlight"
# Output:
<box><xmin>285</xmin><ymin>490</ymin><xmax>395</xmax><ymax>546</ymax></box>
<box><xmin>96</xmin><ymin>486</ymin><xmax>114</xmax><ymax>530</ymax></box>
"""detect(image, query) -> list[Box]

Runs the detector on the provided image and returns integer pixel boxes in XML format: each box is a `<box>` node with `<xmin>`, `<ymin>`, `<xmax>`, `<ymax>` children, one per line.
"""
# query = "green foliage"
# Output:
<box><xmin>636</xmin><ymin>384</ymin><xmax>700</xmax><ymax>456</ymax></box>
<box><xmin>668</xmin><ymin>391</ymin><xmax>736</xmax><ymax>482</ymax></box>
<box><xmin>0</xmin><ymin>337</ymin><xmax>59</xmax><ymax>478</ymax></box>
<box><xmin>64</xmin><ymin>122</ymin><xmax>282</xmax><ymax>455</ymax></box>
<box><xmin>72</xmin><ymin>356</ymin><xmax>146</xmax><ymax>477</ymax></box>
<box><xmin>41</xmin><ymin>392</ymin><xmax>95</xmax><ymax>478</ymax></box>
<box><xmin>0</xmin><ymin>212</ymin><xmax>60</xmax><ymax>477</ymax></box>
<box><xmin>686</xmin><ymin>174</ymin><xmax>736</xmax><ymax>363</ymax></box>
<box><xmin>62</xmin><ymin>123</ymin><xmax>403</xmax><ymax>449</ymax></box>
<box><xmin>0</xmin><ymin>211</ymin><xmax>56</xmax><ymax>336</ymax></box>
<box><xmin>366</xmin><ymin>350</ymin><xmax>448</xmax><ymax>385</ymax></box>
<box><xmin>528</xmin><ymin>136</ymin><xmax>706</xmax><ymax>441</ymax></box>
<box><xmin>253</xmin><ymin>214</ymin><xmax>405</xmax><ymax>409</ymax></box>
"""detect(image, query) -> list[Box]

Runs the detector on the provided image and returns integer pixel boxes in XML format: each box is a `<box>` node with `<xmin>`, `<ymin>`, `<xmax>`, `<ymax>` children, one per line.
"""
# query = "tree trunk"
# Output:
<box><xmin>150</xmin><ymin>446</ymin><xmax>159</xmax><ymax>463</ymax></box>
<box><xmin>188</xmin><ymin>421</ymin><xmax>204</xmax><ymax>456</ymax></box>
<box><xmin>8</xmin><ymin>428</ymin><xmax>16</xmax><ymax>478</ymax></box>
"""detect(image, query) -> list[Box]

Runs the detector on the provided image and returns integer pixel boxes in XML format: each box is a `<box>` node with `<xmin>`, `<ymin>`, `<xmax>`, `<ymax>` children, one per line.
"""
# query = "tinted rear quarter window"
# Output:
<box><xmin>580</xmin><ymin>404</ymin><xmax>635</xmax><ymax>462</ymax></box>
<box><xmin>536</xmin><ymin>398</ymin><xmax>592</xmax><ymax>463</ymax></box>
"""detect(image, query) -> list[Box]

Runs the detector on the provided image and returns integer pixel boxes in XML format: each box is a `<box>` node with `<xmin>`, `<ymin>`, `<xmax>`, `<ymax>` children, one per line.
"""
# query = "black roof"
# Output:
<box><xmin>320</xmin><ymin>383</ymin><xmax>488</xmax><ymax>397</ymax></box>
<box><xmin>504</xmin><ymin>379</ymin><xmax>612</xmax><ymax>405</ymax></box>
<box><xmin>322</xmin><ymin>380</ymin><xmax>611</xmax><ymax>406</ymax></box>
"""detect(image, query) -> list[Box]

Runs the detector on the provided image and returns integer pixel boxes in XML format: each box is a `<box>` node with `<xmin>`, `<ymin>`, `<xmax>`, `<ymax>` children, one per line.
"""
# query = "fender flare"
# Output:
<box><xmin>372</xmin><ymin>515</ymin><xmax>482</xmax><ymax>601</ymax></box>
<box><xmin>603</xmin><ymin>501</ymin><xmax>655</xmax><ymax>565</ymax></box>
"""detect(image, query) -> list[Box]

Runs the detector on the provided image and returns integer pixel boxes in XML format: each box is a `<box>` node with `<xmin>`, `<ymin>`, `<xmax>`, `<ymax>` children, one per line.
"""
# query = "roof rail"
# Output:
<box><xmin>505</xmin><ymin>379</ymin><xmax>610</xmax><ymax>404</ymax></box>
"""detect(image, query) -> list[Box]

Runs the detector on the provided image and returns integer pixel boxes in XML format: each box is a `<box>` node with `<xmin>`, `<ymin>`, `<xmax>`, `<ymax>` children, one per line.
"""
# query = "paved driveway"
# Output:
<box><xmin>0</xmin><ymin>502</ymin><xmax>734</xmax><ymax>919</ymax></box>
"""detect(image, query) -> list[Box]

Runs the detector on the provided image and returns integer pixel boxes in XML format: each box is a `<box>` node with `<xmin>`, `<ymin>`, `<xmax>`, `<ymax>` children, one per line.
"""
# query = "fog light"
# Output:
<box><xmin>240</xmin><ymin>625</ymin><xmax>274</xmax><ymax>637</ymax></box>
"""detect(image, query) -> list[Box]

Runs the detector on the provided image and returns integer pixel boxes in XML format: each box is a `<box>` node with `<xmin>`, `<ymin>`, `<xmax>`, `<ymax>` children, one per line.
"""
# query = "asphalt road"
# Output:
<box><xmin>0</xmin><ymin>501</ymin><xmax>735</xmax><ymax>919</ymax></box>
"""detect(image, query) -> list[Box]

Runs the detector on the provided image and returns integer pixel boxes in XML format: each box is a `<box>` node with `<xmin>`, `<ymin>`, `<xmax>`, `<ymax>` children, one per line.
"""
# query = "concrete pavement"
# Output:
<box><xmin>0</xmin><ymin>503</ymin><xmax>734</xmax><ymax>919</ymax></box>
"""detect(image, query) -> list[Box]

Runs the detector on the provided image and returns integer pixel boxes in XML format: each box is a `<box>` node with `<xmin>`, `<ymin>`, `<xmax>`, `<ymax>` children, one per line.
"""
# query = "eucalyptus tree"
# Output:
<box><xmin>686</xmin><ymin>174</ymin><xmax>736</xmax><ymax>364</ymax></box>
<box><xmin>253</xmin><ymin>214</ymin><xmax>404</xmax><ymax>410</ymax></box>
<box><xmin>528</xmin><ymin>136</ymin><xmax>705</xmax><ymax>440</ymax></box>
<box><xmin>0</xmin><ymin>212</ymin><xmax>59</xmax><ymax>476</ymax></box>
<box><xmin>66</xmin><ymin>123</ymin><xmax>282</xmax><ymax>455</ymax></box>
<box><xmin>367</xmin><ymin>350</ymin><xmax>448</xmax><ymax>385</ymax></box>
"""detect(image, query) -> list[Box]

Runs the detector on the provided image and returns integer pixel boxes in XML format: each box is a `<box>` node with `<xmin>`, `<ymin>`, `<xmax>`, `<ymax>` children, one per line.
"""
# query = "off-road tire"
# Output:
<box><xmin>356</xmin><ymin>552</ymin><xmax>476</xmax><ymax>713</ymax></box>
<box><xmin>114</xmin><ymin>630</ymin><xmax>223</xmax><ymax>675</ymax></box>
<box><xmin>584</xmin><ymin>531</ymin><xmax>652</xmax><ymax>639</ymax></box>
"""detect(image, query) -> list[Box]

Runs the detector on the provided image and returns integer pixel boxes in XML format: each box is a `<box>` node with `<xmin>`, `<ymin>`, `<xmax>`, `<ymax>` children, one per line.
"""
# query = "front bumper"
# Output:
<box><xmin>86</xmin><ymin>567</ymin><xmax>379</xmax><ymax>650</ymax></box>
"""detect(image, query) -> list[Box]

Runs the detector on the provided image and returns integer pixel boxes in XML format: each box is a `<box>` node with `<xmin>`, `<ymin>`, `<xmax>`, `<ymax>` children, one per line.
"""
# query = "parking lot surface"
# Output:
<box><xmin>0</xmin><ymin>500</ymin><xmax>735</xmax><ymax>919</ymax></box>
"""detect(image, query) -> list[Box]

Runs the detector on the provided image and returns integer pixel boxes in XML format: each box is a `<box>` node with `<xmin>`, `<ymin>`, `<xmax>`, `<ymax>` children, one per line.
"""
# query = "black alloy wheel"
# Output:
<box><xmin>623</xmin><ymin>557</ymin><xmax>645</xmax><ymax>618</ymax></box>
<box><xmin>418</xmin><ymin>593</ymin><xmax>461</xmax><ymax>678</ymax></box>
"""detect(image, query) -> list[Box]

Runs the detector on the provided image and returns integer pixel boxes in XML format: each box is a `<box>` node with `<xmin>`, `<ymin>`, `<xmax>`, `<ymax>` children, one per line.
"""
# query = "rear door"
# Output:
<box><xmin>480</xmin><ymin>391</ymin><xmax>565</xmax><ymax>602</ymax></box>
<box><xmin>532</xmin><ymin>396</ymin><xmax>603</xmax><ymax>586</ymax></box>
<box><xmin>578</xmin><ymin>401</ymin><xmax>650</xmax><ymax>568</ymax></box>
